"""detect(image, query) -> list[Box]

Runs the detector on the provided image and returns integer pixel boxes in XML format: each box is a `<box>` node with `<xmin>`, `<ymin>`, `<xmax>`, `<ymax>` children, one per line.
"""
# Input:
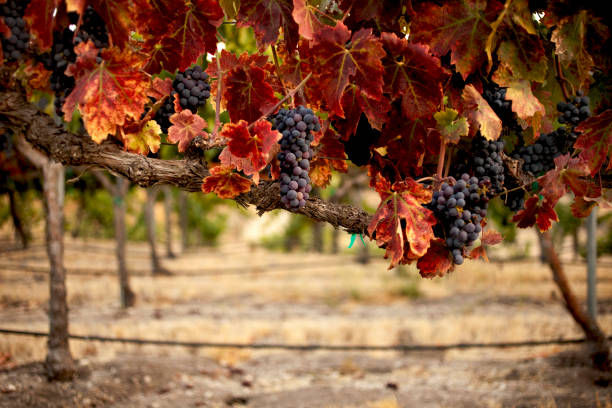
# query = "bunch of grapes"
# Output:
<box><xmin>1</xmin><ymin>0</ymin><xmax>31</xmax><ymax>61</ymax></box>
<box><xmin>557</xmin><ymin>91</ymin><xmax>590</xmax><ymax>126</ymax></box>
<box><xmin>556</xmin><ymin>91</ymin><xmax>591</xmax><ymax>151</ymax></box>
<box><xmin>271</xmin><ymin>106</ymin><xmax>320</xmax><ymax>211</ymax></box>
<box><xmin>457</xmin><ymin>136</ymin><xmax>505</xmax><ymax>195</ymax></box>
<box><xmin>342</xmin><ymin>114</ymin><xmax>380</xmax><ymax>166</ymax></box>
<box><xmin>511</xmin><ymin>131</ymin><xmax>561</xmax><ymax>175</ymax></box>
<box><xmin>41</xmin><ymin>8</ymin><xmax>108</xmax><ymax>117</ymax></box>
<box><xmin>42</xmin><ymin>25</ymin><xmax>78</xmax><ymax>116</ymax></box>
<box><xmin>74</xmin><ymin>6</ymin><xmax>109</xmax><ymax>49</ymax></box>
<box><xmin>430</xmin><ymin>174</ymin><xmax>489</xmax><ymax>265</ymax></box>
<box><xmin>483</xmin><ymin>82</ymin><xmax>515</xmax><ymax>125</ymax></box>
<box><xmin>154</xmin><ymin>66</ymin><xmax>211</xmax><ymax>132</ymax></box>
<box><xmin>500</xmin><ymin>187</ymin><xmax>526</xmax><ymax>212</ymax></box>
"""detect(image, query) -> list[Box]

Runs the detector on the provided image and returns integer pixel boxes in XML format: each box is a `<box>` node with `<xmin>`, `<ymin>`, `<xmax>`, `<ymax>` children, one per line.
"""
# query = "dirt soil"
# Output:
<box><xmin>1</xmin><ymin>349</ymin><xmax>611</xmax><ymax>408</ymax></box>
<box><xmin>1</xmin><ymin>238</ymin><xmax>612</xmax><ymax>407</ymax></box>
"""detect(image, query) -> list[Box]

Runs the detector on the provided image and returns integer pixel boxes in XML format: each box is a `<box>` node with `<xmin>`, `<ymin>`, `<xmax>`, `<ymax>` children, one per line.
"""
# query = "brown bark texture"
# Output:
<box><xmin>42</xmin><ymin>162</ymin><xmax>75</xmax><ymax>380</ymax></box>
<box><xmin>145</xmin><ymin>187</ymin><xmax>169</xmax><ymax>275</ymax></box>
<box><xmin>163</xmin><ymin>186</ymin><xmax>176</xmax><ymax>258</ymax></box>
<box><xmin>539</xmin><ymin>231</ymin><xmax>610</xmax><ymax>371</ymax></box>
<box><xmin>0</xmin><ymin>91</ymin><xmax>371</xmax><ymax>234</ymax></box>
<box><xmin>94</xmin><ymin>172</ymin><xmax>135</xmax><ymax>308</ymax></box>
<box><xmin>178</xmin><ymin>190</ymin><xmax>189</xmax><ymax>251</ymax></box>
<box><xmin>114</xmin><ymin>178</ymin><xmax>134</xmax><ymax>307</ymax></box>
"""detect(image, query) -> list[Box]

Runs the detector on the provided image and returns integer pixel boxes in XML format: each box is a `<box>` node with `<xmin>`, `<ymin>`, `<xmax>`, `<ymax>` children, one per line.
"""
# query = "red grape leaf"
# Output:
<box><xmin>317</xmin><ymin>128</ymin><xmax>348</xmax><ymax>173</ymax></box>
<box><xmin>308</xmin><ymin>128</ymin><xmax>347</xmax><ymax>187</ymax></box>
<box><xmin>222</xmin><ymin>119</ymin><xmax>281</xmax><ymax>170</ymax></box>
<box><xmin>147</xmin><ymin>77</ymin><xmax>173</xmax><ymax>100</ymax></box>
<box><xmin>550</xmin><ymin>11</ymin><xmax>605</xmax><ymax>91</ymax></box>
<box><xmin>24</xmin><ymin>0</ymin><xmax>62</xmax><ymax>51</ymax></box>
<box><xmin>434</xmin><ymin>108</ymin><xmax>469</xmax><ymax>144</ymax></box>
<box><xmin>368</xmin><ymin>176</ymin><xmax>436</xmax><ymax>268</ymax></box>
<box><xmin>381</xmin><ymin>33</ymin><xmax>449</xmax><ymax>120</ymax></box>
<box><xmin>468</xmin><ymin>245</ymin><xmax>488</xmax><ymax>262</ymax></box>
<box><xmin>492</xmin><ymin>67</ymin><xmax>545</xmax><ymax>134</ymax></box>
<box><xmin>168</xmin><ymin>110</ymin><xmax>209</xmax><ymax>152</ymax></box>
<box><xmin>141</xmin><ymin>0</ymin><xmax>223</xmax><ymax>73</ymax></box>
<box><xmin>496</xmin><ymin>37</ymin><xmax>548</xmax><ymax>84</ymax></box>
<box><xmin>292</xmin><ymin>0</ymin><xmax>327</xmax><ymax>41</ymax></box>
<box><xmin>201</xmin><ymin>165</ymin><xmax>253</xmax><ymax>199</ymax></box>
<box><xmin>512</xmin><ymin>195</ymin><xmax>558</xmax><ymax>232</ymax></box>
<box><xmin>410</xmin><ymin>0</ymin><xmax>504</xmax><ymax>79</ymax></box>
<box><xmin>87</xmin><ymin>0</ymin><xmax>133</xmax><ymax>48</ymax></box>
<box><xmin>338</xmin><ymin>0</ymin><xmax>404</xmax><ymax>34</ymax></box>
<box><xmin>417</xmin><ymin>238</ymin><xmax>453</xmax><ymax>278</ymax></box>
<box><xmin>223</xmin><ymin>65</ymin><xmax>278</xmax><ymax>123</ymax></box>
<box><xmin>481</xmin><ymin>228</ymin><xmax>503</xmax><ymax>246</ymax></box>
<box><xmin>332</xmin><ymin>84</ymin><xmax>391</xmax><ymax>140</ymax></box>
<box><xmin>237</xmin><ymin>0</ymin><xmax>299</xmax><ymax>51</ymax></box>
<box><xmin>122</xmin><ymin>120</ymin><xmax>162</xmax><ymax>155</ymax></box>
<box><xmin>462</xmin><ymin>84</ymin><xmax>502</xmax><ymax>141</ymax></box>
<box><xmin>309</xmin><ymin>159</ymin><xmax>333</xmax><ymax>188</ymax></box>
<box><xmin>571</xmin><ymin>196</ymin><xmax>598</xmax><ymax>218</ymax></box>
<box><xmin>377</xmin><ymin>111</ymin><xmax>435</xmax><ymax>177</ymax></box>
<box><xmin>575</xmin><ymin>109</ymin><xmax>612</xmax><ymax>176</ymax></box>
<box><xmin>308</xmin><ymin>22</ymin><xmax>385</xmax><ymax>117</ymax></box>
<box><xmin>219</xmin><ymin>147</ymin><xmax>264</xmax><ymax>184</ymax></box>
<box><xmin>539</xmin><ymin>154</ymin><xmax>600</xmax><ymax>208</ymax></box>
<box><xmin>20</xmin><ymin>60</ymin><xmax>52</xmax><ymax>98</ymax></box>
<box><xmin>63</xmin><ymin>43</ymin><xmax>150</xmax><ymax>143</ymax></box>
<box><xmin>206</xmin><ymin>50</ymin><xmax>273</xmax><ymax>102</ymax></box>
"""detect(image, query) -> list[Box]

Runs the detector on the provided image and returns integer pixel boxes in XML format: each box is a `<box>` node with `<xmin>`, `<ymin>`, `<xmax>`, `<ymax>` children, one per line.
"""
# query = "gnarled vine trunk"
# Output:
<box><xmin>163</xmin><ymin>185</ymin><xmax>176</xmax><ymax>258</ymax></box>
<box><xmin>145</xmin><ymin>187</ymin><xmax>169</xmax><ymax>275</ymax></box>
<box><xmin>114</xmin><ymin>178</ymin><xmax>134</xmax><ymax>308</ymax></box>
<box><xmin>539</xmin><ymin>231</ymin><xmax>610</xmax><ymax>371</ymax></box>
<box><xmin>42</xmin><ymin>162</ymin><xmax>75</xmax><ymax>380</ymax></box>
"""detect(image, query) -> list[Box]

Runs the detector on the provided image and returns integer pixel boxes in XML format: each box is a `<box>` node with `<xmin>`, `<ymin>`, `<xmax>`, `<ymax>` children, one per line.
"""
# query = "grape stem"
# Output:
<box><xmin>436</xmin><ymin>142</ymin><xmax>446</xmax><ymax>179</ymax></box>
<box><xmin>271</xmin><ymin>45</ymin><xmax>288</xmax><ymax>97</ymax></box>
<box><xmin>213</xmin><ymin>50</ymin><xmax>222</xmax><ymax>140</ymax></box>
<box><xmin>247</xmin><ymin>72</ymin><xmax>313</xmax><ymax>130</ymax></box>
<box><xmin>554</xmin><ymin>53</ymin><xmax>571</xmax><ymax>101</ymax></box>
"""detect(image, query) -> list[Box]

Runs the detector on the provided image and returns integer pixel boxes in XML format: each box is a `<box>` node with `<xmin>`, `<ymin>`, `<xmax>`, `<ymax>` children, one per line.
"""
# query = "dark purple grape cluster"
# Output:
<box><xmin>174</xmin><ymin>66</ymin><xmax>211</xmax><ymax>113</ymax></box>
<box><xmin>501</xmin><ymin>187</ymin><xmax>525</xmax><ymax>212</ymax></box>
<box><xmin>40</xmin><ymin>8</ymin><xmax>107</xmax><ymax>117</ymax></box>
<box><xmin>430</xmin><ymin>174</ymin><xmax>489</xmax><ymax>265</ymax></box>
<box><xmin>483</xmin><ymin>82</ymin><xmax>514</xmax><ymax>124</ymax></box>
<box><xmin>154</xmin><ymin>66</ymin><xmax>210</xmax><ymax>132</ymax></box>
<box><xmin>511</xmin><ymin>131</ymin><xmax>561</xmax><ymax>175</ymax></box>
<box><xmin>342</xmin><ymin>114</ymin><xmax>380</xmax><ymax>166</ymax></box>
<box><xmin>470</xmin><ymin>136</ymin><xmax>505</xmax><ymax>195</ymax></box>
<box><xmin>1</xmin><ymin>0</ymin><xmax>31</xmax><ymax>61</ymax></box>
<box><xmin>557</xmin><ymin>91</ymin><xmax>590</xmax><ymax>126</ymax></box>
<box><xmin>272</xmin><ymin>106</ymin><xmax>320</xmax><ymax>211</ymax></box>
<box><xmin>74</xmin><ymin>6</ymin><xmax>109</xmax><ymax>49</ymax></box>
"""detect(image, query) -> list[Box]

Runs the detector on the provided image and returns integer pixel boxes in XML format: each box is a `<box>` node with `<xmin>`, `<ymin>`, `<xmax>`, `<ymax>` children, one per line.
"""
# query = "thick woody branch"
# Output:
<box><xmin>0</xmin><ymin>91</ymin><xmax>371</xmax><ymax>234</ymax></box>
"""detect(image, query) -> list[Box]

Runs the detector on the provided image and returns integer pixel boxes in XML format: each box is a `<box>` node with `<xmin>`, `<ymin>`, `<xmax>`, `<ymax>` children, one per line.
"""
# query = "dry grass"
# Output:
<box><xmin>1</xmin><ymin>236</ymin><xmax>611</xmax><ymax>369</ymax></box>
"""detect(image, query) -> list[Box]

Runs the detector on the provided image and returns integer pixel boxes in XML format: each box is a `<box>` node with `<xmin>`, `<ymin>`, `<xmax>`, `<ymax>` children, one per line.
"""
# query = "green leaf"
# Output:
<box><xmin>434</xmin><ymin>108</ymin><xmax>468</xmax><ymax>144</ymax></box>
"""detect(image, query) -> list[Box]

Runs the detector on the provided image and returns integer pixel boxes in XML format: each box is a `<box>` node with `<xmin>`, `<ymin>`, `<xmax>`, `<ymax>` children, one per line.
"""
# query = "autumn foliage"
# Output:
<box><xmin>3</xmin><ymin>0</ymin><xmax>612</xmax><ymax>277</ymax></box>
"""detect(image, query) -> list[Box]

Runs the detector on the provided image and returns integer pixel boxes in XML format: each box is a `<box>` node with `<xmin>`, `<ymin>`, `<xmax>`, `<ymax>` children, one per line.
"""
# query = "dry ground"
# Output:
<box><xmin>1</xmin><ymin>236</ymin><xmax>612</xmax><ymax>407</ymax></box>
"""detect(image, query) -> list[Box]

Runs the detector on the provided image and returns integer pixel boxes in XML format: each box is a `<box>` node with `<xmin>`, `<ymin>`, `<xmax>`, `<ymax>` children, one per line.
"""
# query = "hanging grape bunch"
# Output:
<box><xmin>155</xmin><ymin>66</ymin><xmax>211</xmax><ymax>132</ymax></box>
<box><xmin>1</xmin><ymin>0</ymin><xmax>31</xmax><ymax>61</ymax></box>
<box><xmin>271</xmin><ymin>106</ymin><xmax>320</xmax><ymax>211</ymax></box>
<box><xmin>430</xmin><ymin>175</ymin><xmax>490</xmax><ymax>265</ymax></box>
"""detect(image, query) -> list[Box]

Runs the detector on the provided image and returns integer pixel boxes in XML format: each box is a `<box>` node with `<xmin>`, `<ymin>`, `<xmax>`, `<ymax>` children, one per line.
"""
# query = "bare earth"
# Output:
<box><xmin>1</xmin><ymin>238</ymin><xmax>611</xmax><ymax>407</ymax></box>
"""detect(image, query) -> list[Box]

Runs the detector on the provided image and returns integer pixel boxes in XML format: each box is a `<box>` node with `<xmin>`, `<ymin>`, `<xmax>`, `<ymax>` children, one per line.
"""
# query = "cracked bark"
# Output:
<box><xmin>0</xmin><ymin>91</ymin><xmax>371</xmax><ymax>234</ymax></box>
